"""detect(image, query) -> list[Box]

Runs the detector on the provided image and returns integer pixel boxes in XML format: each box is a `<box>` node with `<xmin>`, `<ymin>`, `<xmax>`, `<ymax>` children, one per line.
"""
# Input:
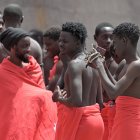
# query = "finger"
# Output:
<box><xmin>62</xmin><ymin>91</ymin><xmax>67</xmax><ymax>95</ymax></box>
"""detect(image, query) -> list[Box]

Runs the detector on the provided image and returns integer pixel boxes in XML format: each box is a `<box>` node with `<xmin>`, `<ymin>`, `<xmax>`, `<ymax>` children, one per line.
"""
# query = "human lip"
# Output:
<box><xmin>59</xmin><ymin>47</ymin><xmax>65</xmax><ymax>52</ymax></box>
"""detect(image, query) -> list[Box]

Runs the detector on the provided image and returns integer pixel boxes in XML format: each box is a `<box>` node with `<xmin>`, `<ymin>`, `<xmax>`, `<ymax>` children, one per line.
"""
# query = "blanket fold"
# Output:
<box><xmin>110</xmin><ymin>96</ymin><xmax>140</xmax><ymax>140</ymax></box>
<box><xmin>0</xmin><ymin>56</ymin><xmax>57</xmax><ymax>140</ymax></box>
<box><xmin>55</xmin><ymin>103</ymin><xmax>104</xmax><ymax>140</ymax></box>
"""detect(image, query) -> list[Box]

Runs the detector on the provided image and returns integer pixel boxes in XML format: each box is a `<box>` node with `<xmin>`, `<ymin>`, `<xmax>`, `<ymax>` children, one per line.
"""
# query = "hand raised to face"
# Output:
<box><xmin>85</xmin><ymin>47</ymin><xmax>104</xmax><ymax>68</ymax></box>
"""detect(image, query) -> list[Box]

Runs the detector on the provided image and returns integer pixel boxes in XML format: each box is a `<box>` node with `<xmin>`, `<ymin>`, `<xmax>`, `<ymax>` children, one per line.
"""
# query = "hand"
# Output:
<box><xmin>96</xmin><ymin>46</ymin><xmax>106</xmax><ymax>56</ymax></box>
<box><xmin>52</xmin><ymin>86</ymin><xmax>67</xmax><ymax>102</ymax></box>
<box><xmin>85</xmin><ymin>48</ymin><xmax>104</xmax><ymax>68</ymax></box>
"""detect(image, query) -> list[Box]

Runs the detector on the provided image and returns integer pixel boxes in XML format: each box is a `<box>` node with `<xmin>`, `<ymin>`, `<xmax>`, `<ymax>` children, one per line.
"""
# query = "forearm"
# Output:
<box><xmin>96</xmin><ymin>62</ymin><xmax>116</xmax><ymax>99</ymax></box>
<box><xmin>105</xmin><ymin>64</ymin><xmax>117</xmax><ymax>84</ymax></box>
<box><xmin>57</xmin><ymin>96</ymin><xmax>75</xmax><ymax>107</ymax></box>
<box><xmin>57</xmin><ymin>67</ymin><xmax>67</xmax><ymax>89</ymax></box>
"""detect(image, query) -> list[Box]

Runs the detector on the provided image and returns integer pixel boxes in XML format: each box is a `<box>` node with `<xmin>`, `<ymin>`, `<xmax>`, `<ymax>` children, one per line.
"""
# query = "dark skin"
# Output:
<box><xmin>94</xmin><ymin>26</ymin><xmax>118</xmax><ymax>102</ymax></box>
<box><xmin>54</xmin><ymin>31</ymin><xmax>103</xmax><ymax>107</ymax></box>
<box><xmin>9</xmin><ymin>36</ymin><xmax>31</xmax><ymax>67</ymax></box>
<box><xmin>47</xmin><ymin>60</ymin><xmax>63</xmax><ymax>92</ymax></box>
<box><xmin>3</xmin><ymin>7</ymin><xmax>43</xmax><ymax>69</ymax></box>
<box><xmin>43</xmin><ymin>36</ymin><xmax>62</xmax><ymax>90</ymax></box>
<box><xmin>88</xmin><ymin>35</ymin><xmax>140</xmax><ymax>99</ymax></box>
<box><xmin>94</xmin><ymin>26</ymin><xmax>118</xmax><ymax>75</ymax></box>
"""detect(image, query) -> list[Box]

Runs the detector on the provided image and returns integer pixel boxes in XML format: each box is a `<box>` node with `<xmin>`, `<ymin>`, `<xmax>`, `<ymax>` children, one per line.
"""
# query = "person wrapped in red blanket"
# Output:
<box><xmin>110</xmin><ymin>96</ymin><xmax>140</xmax><ymax>140</ymax></box>
<box><xmin>0</xmin><ymin>27</ymin><xmax>57</xmax><ymax>140</ymax></box>
<box><xmin>54</xmin><ymin>22</ymin><xmax>104</xmax><ymax>140</ymax></box>
<box><xmin>87</xmin><ymin>22</ymin><xmax>140</xmax><ymax>140</ymax></box>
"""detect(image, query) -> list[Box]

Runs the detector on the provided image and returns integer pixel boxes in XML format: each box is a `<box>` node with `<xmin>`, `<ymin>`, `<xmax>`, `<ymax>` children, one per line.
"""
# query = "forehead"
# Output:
<box><xmin>98</xmin><ymin>27</ymin><xmax>113</xmax><ymax>36</ymax></box>
<box><xmin>60</xmin><ymin>31</ymin><xmax>75</xmax><ymax>40</ymax></box>
<box><xmin>113</xmin><ymin>35</ymin><xmax>120</xmax><ymax>42</ymax></box>
<box><xmin>43</xmin><ymin>36</ymin><xmax>56</xmax><ymax>42</ymax></box>
<box><xmin>18</xmin><ymin>36</ymin><xmax>30</xmax><ymax>44</ymax></box>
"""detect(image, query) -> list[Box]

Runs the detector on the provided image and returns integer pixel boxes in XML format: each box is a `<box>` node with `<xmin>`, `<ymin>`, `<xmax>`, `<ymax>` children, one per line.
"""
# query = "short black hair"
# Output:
<box><xmin>95</xmin><ymin>22</ymin><xmax>114</xmax><ymax>36</ymax></box>
<box><xmin>113</xmin><ymin>22</ymin><xmax>140</xmax><ymax>45</ymax></box>
<box><xmin>3</xmin><ymin>4</ymin><xmax>23</xmax><ymax>19</ymax></box>
<box><xmin>29</xmin><ymin>29</ymin><xmax>43</xmax><ymax>47</ymax></box>
<box><xmin>43</xmin><ymin>26</ymin><xmax>61</xmax><ymax>41</ymax></box>
<box><xmin>62</xmin><ymin>22</ymin><xmax>87</xmax><ymax>44</ymax></box>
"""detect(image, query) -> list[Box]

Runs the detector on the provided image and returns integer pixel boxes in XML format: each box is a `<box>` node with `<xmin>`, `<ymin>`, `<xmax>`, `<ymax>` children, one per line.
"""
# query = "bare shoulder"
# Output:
<box><xmin>68</xmin><ymin>59</ymin><xmax>82</xmax><ymax>72</ymax></box>
<box><xmin>127</xmin><ymin>59</ymin><xmax>140</xmax><ymax>76</ymax></box>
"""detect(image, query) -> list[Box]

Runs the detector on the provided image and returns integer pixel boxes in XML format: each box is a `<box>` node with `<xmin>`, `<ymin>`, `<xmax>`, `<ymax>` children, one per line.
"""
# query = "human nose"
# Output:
<box><xmin>107</xmin><ymin>37</ymin><xmax>112</xmax><ymax>43</ymax></box>
<box><xmin>59</xmin><ymin>41</ymin><xmax>63</xmax><ymax>48</ymax></box>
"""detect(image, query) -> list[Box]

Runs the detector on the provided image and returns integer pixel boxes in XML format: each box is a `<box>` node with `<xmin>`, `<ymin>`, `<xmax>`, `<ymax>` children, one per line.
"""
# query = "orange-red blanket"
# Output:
<box><xmin>110</xmin><ymin>96</ymin><xmax>140</xmax><ymax>140</ymax></box>
<box><xmin>55</xmin><ymin>103</ymin><xmax>104</xmax><ymax>140</ymax></box>
<box><xmin>108</xmin><ymin>103</ymin><xmax>116</xmax><ymax>140</ymax></box>
<box><xmin>48</xmin><ymin>56</ymin><xmax>59</xmax><ymax>81</ymax></box>
<box><xmin>101</xmin><ymin>101</ymin><xmax>116</xmax><ymax>140</ymax></box>
<box><xmin>0</xmin><ymin>56</ymin><xmax>57</xmax><ymax>140</ymax></box>
<box><xmin>101</xmin><ymin>103</ymin><xmax>109</xmax><ymax>140</ymax></box>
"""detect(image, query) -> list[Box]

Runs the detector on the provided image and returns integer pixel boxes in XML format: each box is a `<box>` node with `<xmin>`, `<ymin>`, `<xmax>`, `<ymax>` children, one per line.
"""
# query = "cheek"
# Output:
<box><xmin>97</xmin><ymin>39</ymin><xmax>105</xmax><ymax>46</ymax></box>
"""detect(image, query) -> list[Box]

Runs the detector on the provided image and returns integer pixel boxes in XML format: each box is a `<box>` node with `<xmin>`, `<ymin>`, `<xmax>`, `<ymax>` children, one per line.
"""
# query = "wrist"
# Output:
<box><xmin>96</xmin><ymin>58</ymin><xmax>104</xmax><ymax>69</ymax></box>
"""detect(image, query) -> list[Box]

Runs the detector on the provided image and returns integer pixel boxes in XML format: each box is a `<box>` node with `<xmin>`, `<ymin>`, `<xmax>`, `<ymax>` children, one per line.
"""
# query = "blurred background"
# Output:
<box><xmin>0</xmin><ymin>0</ymin><xmax>140</xmax><ymax>51</ymax></box>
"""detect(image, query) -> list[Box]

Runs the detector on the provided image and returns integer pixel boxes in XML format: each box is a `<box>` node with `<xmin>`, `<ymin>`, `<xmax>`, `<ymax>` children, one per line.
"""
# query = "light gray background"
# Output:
<box><xmin>0</xmin><ymin>0</ymin><xmax>140</xmax><ymax>52</ymax></box>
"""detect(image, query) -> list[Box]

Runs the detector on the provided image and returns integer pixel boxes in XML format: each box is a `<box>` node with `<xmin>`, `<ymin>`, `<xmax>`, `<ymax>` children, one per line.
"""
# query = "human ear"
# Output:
<box><xmin>122</xmin><ymin>37</ymin><xmax>127</xmax><ymax>45</ymax></box>
<box><xmin>21</xmin><ymin>16</ymin><xmax>24</xmax><ymax>23</ymax></box>
<box><xmin>94</xmin><ymin>35</ymin><xmax>96</xmax><ymax>41</ymax></box>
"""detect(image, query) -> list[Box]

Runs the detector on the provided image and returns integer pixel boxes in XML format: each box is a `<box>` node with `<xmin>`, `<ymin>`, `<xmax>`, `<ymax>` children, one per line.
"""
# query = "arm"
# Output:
<box><xmin>96</xmin><ymin>73</ymin><xmax>104</xmax><ymax>110</ymax></box>
<box><xmin>94</xmin><ymin>58</ymin><xmax>139</xmax><ymax>99</ymax></box>
<box><xmin>47</xmin><ymin>61</ymin><xmax>63</xmax><ymax>92</ymax></box>
<box><xmin>104</xmin><ymin>63</ymin><xmax>117</xmax><ymax>84</ymax></box>
<box><xmin>58</xmin><ymin>61</ymin><xmax>83</xmax><ymax>107</ymax></box>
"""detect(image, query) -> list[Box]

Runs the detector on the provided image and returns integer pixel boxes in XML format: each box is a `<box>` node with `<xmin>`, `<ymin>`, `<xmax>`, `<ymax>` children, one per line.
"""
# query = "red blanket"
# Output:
<box><xmin>0</xmin><ymin>56</ymin><xmax>57</xmax><ymax>140</ymax></box>
<box><xmin>108</xmin><ymin>103</ymin><xmax>116</xmax><ymax>140</ymax></box>
<box><xmin>110</xmin><ymin>96</ymin><xmax>140</xmax><ymax>140</ymax></box>
<box><xmin>55</xmin><ymin>104</ymin><xmax>104</xmax><ymax>140</ymax></box>
<box><xmin>101</xmin><ymin>103</ymin><xmax>109</xmax><ymax>140</ymax></box>
<box><xmin>48</xmin><ymin>56</ymin><xmax>59</xmax><ymax>81</ymax></box>
<box><xmin>101</xmin><ymin>101</ymin><xmax>116</xmax><ymax>140</ymax></box>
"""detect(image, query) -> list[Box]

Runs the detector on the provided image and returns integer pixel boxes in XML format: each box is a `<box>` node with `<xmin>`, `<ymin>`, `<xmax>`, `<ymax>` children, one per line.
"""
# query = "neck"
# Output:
<box><xmin>125</xmin><ymin>52</ymin><xmax>139</xmax><ymax>64</ymax></box>
<box><xmin>125</xmin><ymin>46</ymin><xmax>139</xmax><ymax>64</ymax></box>
<box><xmin>9</xmin><ymin>55</ymin><xmax>23</xmax><ymax>67</ymax></box>
<box><xmin>105</xmin><ymin>51</ymin><xmax>111</xmax><ymax>60</ymax></box>
<box><xmin>69</xmin><ymin>50</ymin><xmax>84</xmax><ymax>60</ymax></box>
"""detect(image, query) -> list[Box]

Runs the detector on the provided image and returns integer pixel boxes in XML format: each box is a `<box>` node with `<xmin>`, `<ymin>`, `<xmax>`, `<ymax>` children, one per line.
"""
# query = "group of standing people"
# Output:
<box><xmin>0</xmin><ymin>3</ymin><xmax>140</xmax><ymax>140</ymax></box>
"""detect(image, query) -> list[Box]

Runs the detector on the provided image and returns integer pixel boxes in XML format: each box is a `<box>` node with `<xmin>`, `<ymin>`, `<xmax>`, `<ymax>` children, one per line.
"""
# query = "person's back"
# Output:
<box><xmin>65</xmin><ymin>55</ymin><xmax>101</xmax><ymax>106</ymax></box>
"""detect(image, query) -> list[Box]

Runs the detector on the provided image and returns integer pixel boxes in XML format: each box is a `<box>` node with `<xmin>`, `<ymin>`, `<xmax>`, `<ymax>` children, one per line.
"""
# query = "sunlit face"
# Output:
<box><xmin>113</xmin><ymin>35</ymin><xmax>125</xmax><ymax>63</ymax></box>
<box><xmin>43</xmin><ymin>37</ymin><xmax>60</xmax><ymax>56</ymax></box>
<box><xmin>59</xmin><ymin>31</ymin><xmax>78</xmax><ymax>56</ymax></box>
<box><xmin>15</xmin><ymin>36</ymin><xmax>31</xmax><ymax>63</ymax></box>
<box><xmin>95</xmin><ymin>27</ymin><xmax>113</xmax><ymax>51</ymax></box>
